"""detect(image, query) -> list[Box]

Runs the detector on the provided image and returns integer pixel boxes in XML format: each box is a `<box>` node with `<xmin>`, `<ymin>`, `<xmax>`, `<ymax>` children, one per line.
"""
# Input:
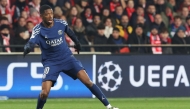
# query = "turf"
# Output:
<box><xmin>0</xmin><ymin>98</ymin><xmax>190</xmax><ymax>109</ymax></box>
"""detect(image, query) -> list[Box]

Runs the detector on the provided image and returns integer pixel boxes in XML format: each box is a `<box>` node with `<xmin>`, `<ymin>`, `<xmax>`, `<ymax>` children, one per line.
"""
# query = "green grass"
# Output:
<box><xmin>0</xmin><ymin>98</ymin><xmax>190</xmax><ymax>109</ymax></box>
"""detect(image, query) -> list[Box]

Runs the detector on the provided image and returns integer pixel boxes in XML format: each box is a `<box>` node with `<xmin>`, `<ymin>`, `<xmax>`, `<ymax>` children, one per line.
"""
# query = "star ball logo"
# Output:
<box><xmin>97</xmin><ymin>61</ymin><xmax>122</xmax><ymax>92</ymax></box>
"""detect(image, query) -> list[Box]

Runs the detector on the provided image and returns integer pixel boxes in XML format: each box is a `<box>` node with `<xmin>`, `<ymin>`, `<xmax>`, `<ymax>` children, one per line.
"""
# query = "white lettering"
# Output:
<box><xmin>174</xmin><ymin>66</ymin><xmax>189</xmax><ymax>87</ymax></box>
<box><xmin>46</xmin><ymin>37</ymin><xmax>63</xmax><ymax>46</ymax></box>
<box><xmin>129</xmin><ymin>66</ymin><xmax>145</xmax><ymax>87</ymax></box>
<box><xmin>0</xmin><ymin>63</ymin><xmax>28</xmax><ymax>91</ymax></box>
<box><xmin>162</xmin><ymin>65</ymin><xmax>174</xmax><ymax>87</ymax></box>
<box><xmin>148</xmin><ymin>66</ymin><xmax>160</xmax><ymax>87</ymax></box>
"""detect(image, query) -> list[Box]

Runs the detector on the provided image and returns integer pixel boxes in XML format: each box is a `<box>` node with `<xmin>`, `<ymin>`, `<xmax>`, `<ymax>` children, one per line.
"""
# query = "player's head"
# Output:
<box><xmin>40</xmin><ymin>5</ymin><xmax>54</xmax><ymax>26</ymax></box>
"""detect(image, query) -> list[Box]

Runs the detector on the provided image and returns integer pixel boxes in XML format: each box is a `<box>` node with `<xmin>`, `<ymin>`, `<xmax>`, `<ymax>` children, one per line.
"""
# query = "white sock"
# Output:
<box><xmin>106</xmin><ymin>104</ymin><xmax>112</xmax><ymax>108</ymax></box>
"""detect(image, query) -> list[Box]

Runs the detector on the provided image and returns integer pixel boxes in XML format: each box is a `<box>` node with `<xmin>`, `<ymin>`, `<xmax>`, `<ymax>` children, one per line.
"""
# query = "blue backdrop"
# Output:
<box><xmin>0</xmin><ymin>55</ymin><xmax>93</xmax><ymax>98</ymax></box>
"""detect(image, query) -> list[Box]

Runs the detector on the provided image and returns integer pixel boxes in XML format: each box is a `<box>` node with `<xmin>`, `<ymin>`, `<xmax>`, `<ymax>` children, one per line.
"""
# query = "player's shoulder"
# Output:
<box><xmin>33</xmin><ymin>24</ymin><xmax>41</xmax><ymax>31</ymax></box>
<box><xmin>31</xmin><ymin>24</ymin><xmax>41</xmax><ymax>37</ymax></box>
<box><xmin>54</xmin><ymin>18</ymin><xmax>68</xmax><ymax>26</ymax></box>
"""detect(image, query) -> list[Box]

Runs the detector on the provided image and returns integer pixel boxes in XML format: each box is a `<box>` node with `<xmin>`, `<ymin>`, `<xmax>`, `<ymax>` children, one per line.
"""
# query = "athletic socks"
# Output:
<box><xmin>88</xmin><ymin>84</ymin><xmax>109</xmax><ymax>106</ymax></box>
<box><xmin>36</xmin><ymin>94</ymin><xmax>46</xmax><ymax>109</ymax></box>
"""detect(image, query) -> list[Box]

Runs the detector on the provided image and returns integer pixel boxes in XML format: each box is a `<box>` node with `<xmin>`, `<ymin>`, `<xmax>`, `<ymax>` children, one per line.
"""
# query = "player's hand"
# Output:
<box><xmin>23</xmin><ymin>45</ymin><xmax>31</xmax><ymax>58</ymax></box>
<box><xmin>74</xmin><ymin>42</ymin><xmax>81</xmax><ymax>54</ymax></box>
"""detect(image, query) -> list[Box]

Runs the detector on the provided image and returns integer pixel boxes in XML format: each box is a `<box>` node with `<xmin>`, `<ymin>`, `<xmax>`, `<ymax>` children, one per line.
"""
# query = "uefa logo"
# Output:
<box><xmin>97</xmin><ymin>61</ymin><xmax>123</xmax><ymax>92</ymax></box>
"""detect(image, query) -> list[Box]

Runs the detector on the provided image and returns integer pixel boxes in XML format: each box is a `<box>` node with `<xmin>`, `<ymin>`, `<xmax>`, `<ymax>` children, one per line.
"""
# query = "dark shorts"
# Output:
<box><xmin>42</xmin><ymin>57</ymin><xmax>84</xmax><ymax>87</ymax></box>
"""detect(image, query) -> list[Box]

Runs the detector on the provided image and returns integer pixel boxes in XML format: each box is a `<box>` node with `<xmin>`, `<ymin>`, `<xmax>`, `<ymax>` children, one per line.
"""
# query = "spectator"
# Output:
<box><xmin>61</xmin><ymin>0</ymin><xmax>71</xmax><ymax>14</ymax></box>
<box><xmin>112</xmin><ymin>5</ymin><xmax>124</xmax><ymax>25</ymax></box>
<box><xmin>14</xmin><ymin>17</ymin><xmax>27</xmax><ymax>30</ymax></box>
<box><xmin>154</xmin><ymin>0</ymin><xmax>166</xmax><ymax>13</ymax></box>
<box><xmin>107</xmin><ymin>27</ymin><xmax>129</xmax><ymax>53</ymax></box>
<box><xmin>128</xmin><ymin>23</ymin><xmax>148</xmax><ymax>53</ymax></box>
<box><xmin>130</xmin><ymin>5</ymin><xmax>146</xmax><ymax>27</ymax></box>
<box><xmin>60</xmin><ymin>14</ymin><xmax>67</xmax><ymax>21</ymax></box>
<box><xmin>185</xmin><ymin>16</ymin><xmax>190</xmax><ymax>37</ymax></box>
<box><xmin>93</xmin><ymin>24</ymin><xmax>108</xmax><ymax>52</ymax></box>
<box><xmin>14</xmin><ymin>27</ymin><xmax>30</xmax><ymax>52</ymax></box>
<box><xmin>75</xmin><ymin>0</ymin><xmax>88</xmax><ymax>14</ymax></box>
<box><xmin>179</xmin><ymin>6</ymin><xmax>189</xmax><ymax>24</ymax></box>
<box><xmin>168</xmin><ymin>0</ymin><xmax>177</xmax><ymax>12</ymax></box>
<box><xmin>125</xmin><ymin>0</ymin><xmax>135</xmax><ymax>19</ymax></box>
<box><xmin>101</xmin><ymin>7</ymin><xmax>111</xmax><ymax>23</ymax></box>
<box><xmin>45</xmin><ymin>0</ymin><xmax>58</xmax><ymax>10</ymax></box>
<box><xmin>26</xmin><ymin>20</ymin><xmax>34</xmax><ymax>36</ymax></box>
<box><xmin>169</xmin><ymin>16</ymin><xmax>184</xmax><ymax>37</ymax></box>
<box><xmin>179</xmin><ymin>0</ymin><xmax>190</xmax><ymax>12</ymax></box>
<box><xmin>86</xmin><ymin>14</ymin><xmax>102</xmax><ymax>35</ymax></box>
<box><xmin>146</xmin><ymin>4</ymin><xmax>156</xmax><ymax>26</ymax></box>
<box><xmin>152</xmin><ymin>14</ymin><xmax>166</xmax><ymax>32</ymax></box>
<box><xmin>28</xmin><ymin>0</ymin><xmax>41</xmax><ymax>12</ymax></box>
<box><xmin>72</xmin><ymin>18</ymin><xmax>86</xmax><ymax>43</ymax></box>
<box><xmin>67</xmin><ymin>6</ymin><xmax>80</xmax><ymax>26</ymax></box>
<box><xmin>137</xmin><ymin>0</ymin><xmax>147</xmax><ymax>9</ymax></box>
<box><xmin>27</xmin><ymin>8</ymin><xmax>42</xmax><ymax>26</ymax></box>
<box><xmin>161</xmin><ymin>3</ymin><xmax>178</xmax><ymax>28</ymax></box>
<box><xmin>74</xmin><ymin>18</ymin><xmax>90</xmax><ymax>51</ymax></box>
<box><xmin>53</xmin><ymin>6</ymin><xmax>63</xmax><ymax>18</ymax></box>
<box><xmin>172</xmin><ymin>26</ymin><xmax>190</xmax><ymax>54</ymax></box>
<box><xmin>91</xmin><ymin>0</ymin><xmax>104</xmax><ymax>14</ymax></box>
<box><xmin>136</xmin><ymin>15</ymin><xmax>149</xmax><ymax>35</ymax></box>
<box><xmin>20</xmin><ymin>10</ymin><xmax>28</xmax><ymax>19</ymax></box>
<box><xmin>0</xmin><ymin>16</ymin><xmax>9</xmax><ymax>26</ymax></box>
<box><xmin>109</xmin><ymin>0</ymin><xmax>121</xmax><ymax>13</ymax></box>
<box><xmin>12</xmin><ymin>0</ymin><xmax>29</xmax><ymax>23</ymax></box>
<box><xmin>104</xmin><ymin>17</ymin><xmax>113</xmax><ymax>38</ymax></box>
<box><xmin>148</xmin><ymin>25</ymin><xmax>162</xmax><ymax>54</ymax></box>
<box><xmin>159</xmin><ymin>28</ymin><xmax>172</xmax><ymax>54</ymax></box>
<box><xmin>0</xmin><ymin>24</ymin><xmax>13</xmax><ymax>53</ymax></box>
<box><xmin>115</xmin><ymin>14</ymin><xmax>133</xmax><ymax>40</ymax></box>
<box><xmin>0</xmin><ymin>0</ymin><xmax>12</xmax><ymax>23</ymax></box>
<box><xmin>81</xmin><ymin>6</ymin><xmax>93</xmax><ymax>26</ymax></box>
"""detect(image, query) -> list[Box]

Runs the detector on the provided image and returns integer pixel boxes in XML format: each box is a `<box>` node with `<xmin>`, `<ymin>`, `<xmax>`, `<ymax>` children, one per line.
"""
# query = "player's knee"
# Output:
<box><xmin>41</xmin><ymin>90</ymin><xmax>49</xmax><ymax>99</ymax></box>
<box><xmin>84</xmin><ymin>80</ymin><xmax>93</xmax><ymax>88</ymax></box>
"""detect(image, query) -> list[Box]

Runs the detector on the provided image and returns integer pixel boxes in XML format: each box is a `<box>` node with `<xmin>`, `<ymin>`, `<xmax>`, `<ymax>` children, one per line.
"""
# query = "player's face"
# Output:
<box><xmin>41</xmin><ymin>9</ymin><xmax>54</xmax><ymax>26</ymax></box>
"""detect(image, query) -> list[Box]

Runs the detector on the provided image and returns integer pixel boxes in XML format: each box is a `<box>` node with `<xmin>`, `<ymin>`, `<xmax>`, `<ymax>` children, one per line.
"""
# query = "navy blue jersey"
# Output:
<box><xmin>29</xmin><ymin>19</ymin><xmax>79</xmax><ymax>66</ymax></box>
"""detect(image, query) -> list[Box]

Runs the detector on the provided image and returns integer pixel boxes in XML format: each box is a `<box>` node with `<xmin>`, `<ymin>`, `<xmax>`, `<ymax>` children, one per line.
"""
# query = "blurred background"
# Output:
<box><xmin>0</xmin><ymin>1</ymin><xmax>190</xmax><ymax>108</ymax></box>
<box><xmin>0</xmin><ymin>0</ymin><xmax>190</xmax><ymax>54</ymax></box>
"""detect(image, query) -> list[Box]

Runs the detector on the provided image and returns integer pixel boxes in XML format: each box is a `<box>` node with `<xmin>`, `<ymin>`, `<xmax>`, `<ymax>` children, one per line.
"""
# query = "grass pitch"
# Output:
<box><xmin>0</xmin><ymin>98</ymin><xmax>190</xmax><ymax>109</ymax></box>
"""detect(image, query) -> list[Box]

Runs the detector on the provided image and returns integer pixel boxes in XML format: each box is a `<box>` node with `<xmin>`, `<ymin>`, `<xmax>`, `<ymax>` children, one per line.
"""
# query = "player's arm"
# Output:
<box><xmin>64</xmin><ymin>21</ymin><xmax>81</xmax><ymax>54</ymax></box>
<box><xmin>23</xmin><ymin>28</ymin><xmax>39</xmax><ymax>57</ymax></box>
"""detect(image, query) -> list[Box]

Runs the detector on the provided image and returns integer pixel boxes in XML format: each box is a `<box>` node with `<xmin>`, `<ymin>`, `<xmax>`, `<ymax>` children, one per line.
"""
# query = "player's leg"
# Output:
<box><xmin>36</xmin><ymin>65</ymin><xmax>61</xmax><ymax>109</ymax></box>
<box><xmin>77</xmin><ymin>70</ymin><xmax>119</xmax><ymax>109</ymax></box>
<box><xmin>36</xmin><ymin>81</ymin><xmax>52</xmax><ymax>109</ymax></box>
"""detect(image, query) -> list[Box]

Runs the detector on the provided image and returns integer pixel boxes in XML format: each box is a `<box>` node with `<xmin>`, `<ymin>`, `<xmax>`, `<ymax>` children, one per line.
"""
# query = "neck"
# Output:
<box><xmin>42</xmin><ymin>21</ymin><xmax>54</xmax><ymax>28</ymax></box>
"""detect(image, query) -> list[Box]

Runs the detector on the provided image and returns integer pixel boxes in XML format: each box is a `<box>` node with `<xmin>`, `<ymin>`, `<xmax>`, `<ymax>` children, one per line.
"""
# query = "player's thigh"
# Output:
<box><xmin>42</xmin><ymin>65</ymin><xmax>61</xmax><ymax>87</ymax></box>
<box><xmin>63</xmin><ymin>60</ymin><xmax>84</xmax><ymax>80</ymax></box>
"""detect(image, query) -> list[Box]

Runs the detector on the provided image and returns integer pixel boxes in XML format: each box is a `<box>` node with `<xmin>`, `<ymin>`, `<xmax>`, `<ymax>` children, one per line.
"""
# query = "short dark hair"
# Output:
<box><xmin>40</xmin><ymin>5</ymin><xmax>52</xmax><ymax>14</ymax></box>
<box><xmin>174</xmin><ymin>15</ymin><xmax>182</xmax><ymax>20</ymax></box>
<box><xmin>160</xmin><ymin>27</ymin><xmax>168</xmax><ymax>33</ymax></box>
<box><xmin>113</xmin><ymin>27</ymin><xmax>120</xmax><ymax>32</ymax></box>
<box><xmin>0</xmin><ymin>16</ymin><xmax>8</xmax><ymax>21</ymax></box>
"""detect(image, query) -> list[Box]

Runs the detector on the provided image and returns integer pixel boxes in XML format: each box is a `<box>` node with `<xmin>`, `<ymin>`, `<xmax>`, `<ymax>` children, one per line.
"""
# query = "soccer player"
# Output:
<box><xmin>23</xmin><ymin>5</ymin><xmax>119</xmax><ymax>109</ymax></box>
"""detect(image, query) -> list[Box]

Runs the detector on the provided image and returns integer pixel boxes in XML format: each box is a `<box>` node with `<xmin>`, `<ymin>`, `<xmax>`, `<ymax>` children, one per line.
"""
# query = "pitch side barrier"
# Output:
<box><xmin>0</xmin><ymin>53</ymin><xmax>190</xmax><ymax>98</ymax></box>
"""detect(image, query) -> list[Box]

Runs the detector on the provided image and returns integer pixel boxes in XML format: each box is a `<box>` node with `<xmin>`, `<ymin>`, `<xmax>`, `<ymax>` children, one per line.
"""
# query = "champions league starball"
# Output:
<box><xmin>98</xmin><ymin>61</ymin><xmax>122</xmax><ymax>92</ymax></box>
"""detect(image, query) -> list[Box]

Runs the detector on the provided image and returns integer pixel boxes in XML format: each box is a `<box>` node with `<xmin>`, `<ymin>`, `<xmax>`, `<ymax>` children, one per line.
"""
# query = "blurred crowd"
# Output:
<box><xmin>0</xmin><ymin>0</ymin><xmax>190</xmax><ymax>54</ymax></box>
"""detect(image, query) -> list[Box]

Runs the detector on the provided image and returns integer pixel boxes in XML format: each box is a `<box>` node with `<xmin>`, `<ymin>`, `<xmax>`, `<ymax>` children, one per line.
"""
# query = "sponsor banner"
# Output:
<box><xmin>96</xmin><ymin>55</ymin><xmax>190</xmax><ymax>97</ymax></box>
<box><xmin>0</xmin><ymin>55</ymin><xmax>93</xmax><ymax>98</ymax></box>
